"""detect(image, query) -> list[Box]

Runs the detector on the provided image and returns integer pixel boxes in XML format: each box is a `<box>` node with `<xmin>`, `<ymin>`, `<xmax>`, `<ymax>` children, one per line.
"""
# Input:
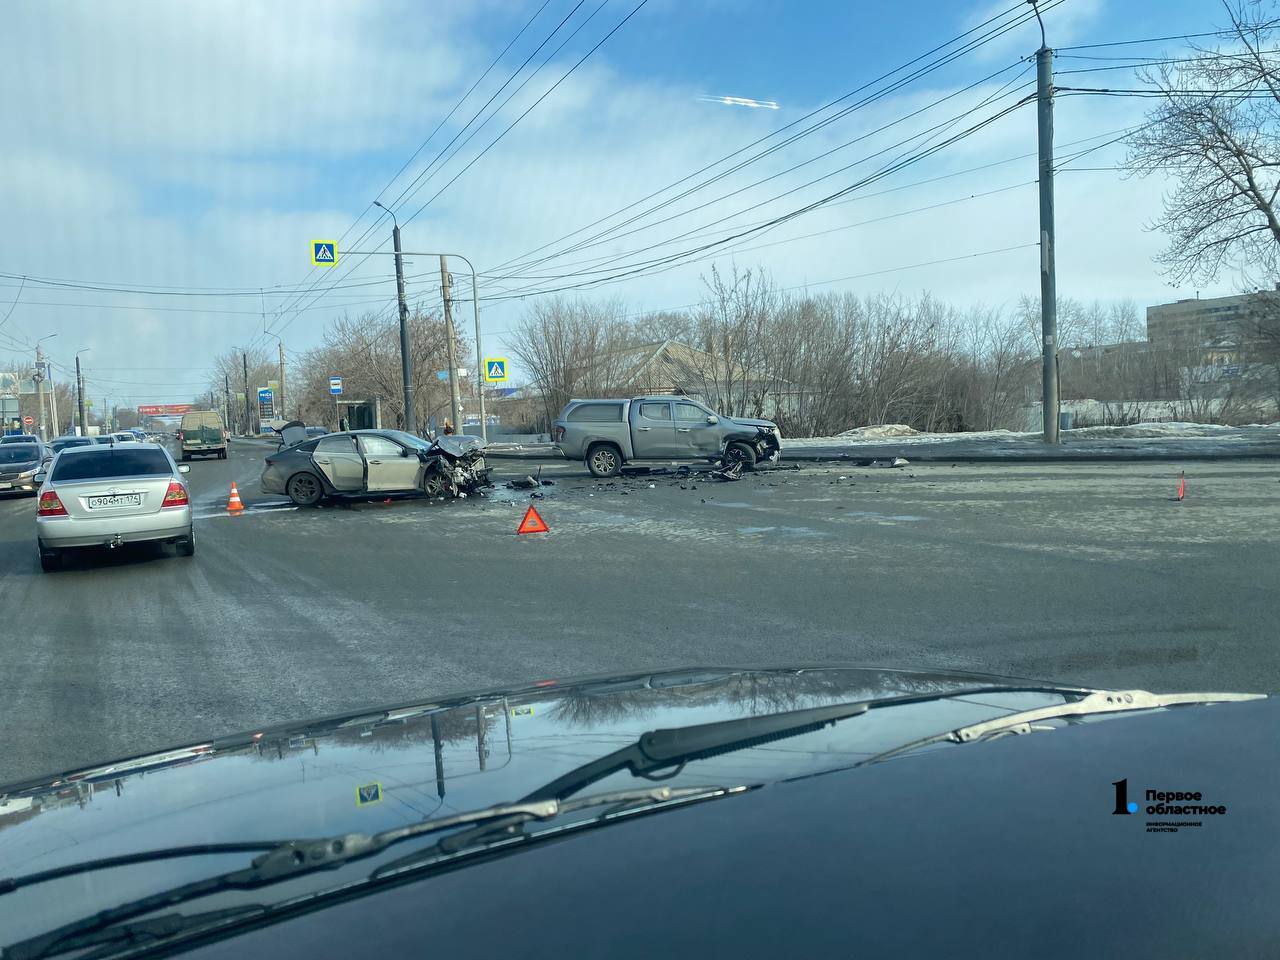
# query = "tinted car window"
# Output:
<box><xmin>675</xmin><ymin>403</ymin><xmax>708</xmax><ymax>421</ymax></box>
<box><xmin>638</xmin><ymin>402</ymin><xmax>672</xmax><ymax>420</ymax></box>
<box><xmin>315</xmin><ymin>435</ymin><xmax>357</xmax><ymax>454</ymax></box>
<box><xmin>51</xmin><ymin>449</ymin><xmax>172</xmax><ymax>481</ymax></box>
<box><xmin>51</xmin><ymin>438</ymin><xmax>93</xmax><ymax>452</ymax></box>
<box><xmin>568</xmin><ymin>403</ymin><xmax>624</xmax><ymax>422</ymax></box>
<box><xmin>0</xmin><ymin>445</ymin><xmax>42</xmax><ymax>464</ymax></box>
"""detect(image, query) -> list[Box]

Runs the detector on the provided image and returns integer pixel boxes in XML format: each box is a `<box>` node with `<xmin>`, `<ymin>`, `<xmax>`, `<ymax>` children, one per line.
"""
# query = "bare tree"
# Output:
<box><xmin>1125</xmin><ymin>1</ymin><xmax>1280</xmax><ymax>284</ymax></box>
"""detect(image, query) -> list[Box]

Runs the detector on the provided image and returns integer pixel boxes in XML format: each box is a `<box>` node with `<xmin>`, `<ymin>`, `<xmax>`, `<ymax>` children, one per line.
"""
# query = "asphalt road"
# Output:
<box><xmin>2</xmin><ymin>440</ymin><xmax>1278</xmax><ymax>784</ymax></box>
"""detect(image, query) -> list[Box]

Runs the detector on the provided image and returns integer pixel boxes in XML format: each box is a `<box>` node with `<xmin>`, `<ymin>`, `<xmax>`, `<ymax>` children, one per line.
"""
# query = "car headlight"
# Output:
<box><xmin>18</xmin><ymin>467</ymin><xmax>38</xmax><ymax>478</ymax></box>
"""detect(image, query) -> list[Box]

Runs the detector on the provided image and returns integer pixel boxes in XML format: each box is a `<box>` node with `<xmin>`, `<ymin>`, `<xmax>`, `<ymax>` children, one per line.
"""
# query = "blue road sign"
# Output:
<box><xmin>312</xmin><ymin>241</ymin><xmax>338</xmax><ymax>266</ymax></box>
<box><xmin>329</xmin><ymin>376</ymin><xmax>343</xmax><ymax>395</ymax></box>
<box><xmin>484</xmin><ymin>358</ymin><xmax>508</xmax><ymax>382</ymax></box>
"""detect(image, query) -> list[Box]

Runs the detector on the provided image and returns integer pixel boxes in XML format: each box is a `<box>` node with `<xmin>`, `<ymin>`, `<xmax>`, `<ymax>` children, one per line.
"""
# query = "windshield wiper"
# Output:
<box><xmin>3</xmin><ymin>786</ymin><xmax>735</xmax><ymax>960</ymax></box>
<box><xmin>864</xmin><ymin>688</ymin><xmax>1267</xmax><ymax>764</ymax></box>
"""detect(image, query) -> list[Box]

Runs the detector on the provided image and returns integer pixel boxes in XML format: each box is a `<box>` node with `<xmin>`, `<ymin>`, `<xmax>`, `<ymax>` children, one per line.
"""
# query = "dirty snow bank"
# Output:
<box><xmin>784</xmin><ymin>421</ymin><xmax>1279</xmax><ymax>448</ymax></box>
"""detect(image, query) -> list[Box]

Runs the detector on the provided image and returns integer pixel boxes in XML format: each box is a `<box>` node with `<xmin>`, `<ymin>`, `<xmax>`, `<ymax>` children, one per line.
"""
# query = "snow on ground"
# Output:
<box><xmin>784</xmin><ymin>421</ymin><xmax>1280</xmax><ymax>448</ymax></box>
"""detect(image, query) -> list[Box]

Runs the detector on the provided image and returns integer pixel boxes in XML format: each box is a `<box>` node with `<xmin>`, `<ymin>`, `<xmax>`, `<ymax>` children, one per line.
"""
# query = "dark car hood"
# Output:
<box><xmin>0</xmin><ymin>665</ymin><xmax>1259</xmax><ymax>944</ymax></box>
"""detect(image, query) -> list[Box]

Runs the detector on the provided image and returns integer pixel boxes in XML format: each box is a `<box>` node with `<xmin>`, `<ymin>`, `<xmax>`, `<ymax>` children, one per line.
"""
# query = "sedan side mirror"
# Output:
<box><xmin>706</xmin><ymin>415</ymin><xmax>718</xmax><ymax>424</ymax></box>
<box><xmin>33</xmin><ymin>471</ymin><xmax>47</xmax><ymax>484</ymax></box>
<box><xmin>178</xmin><ymin>464</ymin><xmax>191</xmax><ymax>474</ymax></box>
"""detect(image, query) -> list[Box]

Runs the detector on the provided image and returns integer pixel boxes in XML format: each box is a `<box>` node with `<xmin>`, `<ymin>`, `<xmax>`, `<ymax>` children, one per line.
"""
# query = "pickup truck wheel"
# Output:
<box><xmin>724</xmin><ymin>441</ymin><xmax>758</xmax><ymax>471</ymax></box>
<box><xmin>586</xmin><ymin>444</ymin><xmax>622</xmax><ymax>478</ymax></box>
<box><xmin>287</xmin><ymin>472</ymin><xmax>324</xmax><ymax>507</ymax></box>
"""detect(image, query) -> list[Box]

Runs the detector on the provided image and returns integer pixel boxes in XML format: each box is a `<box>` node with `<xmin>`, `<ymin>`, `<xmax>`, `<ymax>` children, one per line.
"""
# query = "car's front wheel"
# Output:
<box><xmin>287</xmin><ymin>472</ymin><xmax>324</xmax><ymax>507</ymax></box>
<box><xmin>723</xmin><ymin>441</ymin><xmax>758</xmax><ymax>471</ymax></box>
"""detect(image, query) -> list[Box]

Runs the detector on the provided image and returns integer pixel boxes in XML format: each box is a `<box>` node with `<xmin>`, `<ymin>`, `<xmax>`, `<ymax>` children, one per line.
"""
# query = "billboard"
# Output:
<box><xmin>137</xmin><ymin>404</ymin><xmax>195</xmax><ymax>416</ymax></box>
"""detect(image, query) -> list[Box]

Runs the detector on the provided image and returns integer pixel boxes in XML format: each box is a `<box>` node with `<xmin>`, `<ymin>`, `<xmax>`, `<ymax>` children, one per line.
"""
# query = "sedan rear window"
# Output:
<box><xmin>51</xmin><ymin>449</ymin><xmax>172</xmax><ymax>481</ymax></box>
<box><xmin>567</xmin><ymin>403</ymin><xmax>624</xmax><ymax>422</ymax></box>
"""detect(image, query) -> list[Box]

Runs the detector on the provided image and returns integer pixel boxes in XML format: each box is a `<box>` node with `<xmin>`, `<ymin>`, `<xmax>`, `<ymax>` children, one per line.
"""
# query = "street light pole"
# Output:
<box><xmin>341</xmin><ymin>242</ymin><xmax>488</xmax><ymax>440</ymax></box>
<box><xmin>374</xmin><ymin>201</ymin><xmax>417</xmax><ymax>434</ymax></box>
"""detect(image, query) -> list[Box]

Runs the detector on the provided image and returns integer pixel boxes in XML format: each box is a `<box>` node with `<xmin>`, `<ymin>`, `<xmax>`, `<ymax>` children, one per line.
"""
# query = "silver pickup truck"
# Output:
<box><xmin>552</xmin><ymin>396</ymin><xmax>782</xmax><ymax>478</ymax></box>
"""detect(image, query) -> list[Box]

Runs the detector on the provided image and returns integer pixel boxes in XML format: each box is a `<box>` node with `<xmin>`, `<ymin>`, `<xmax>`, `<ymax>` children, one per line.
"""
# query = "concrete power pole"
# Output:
<box><xmin>392</xmin><ymin>223</ymin><xmax>416</xmax><ymax>434</ymax></box>
<box><xmin>76</xmin><ymin>354</ymin><xmax>87</xmax><ymax>436</ymax></box>
<box><xmin>34</xmin><ymin>346</ymin><xmax>47</xmax><ymax>441</ymax></box>
<box><xmin>243</xmin><ymin>352</ymin><xmax>252</xmax><ymax>436</ymax></box>
<box><xmin>440</xmin><ymin>255</ymin><xmax>463</xmax><ymax>433</ymax></box>
<box><xmin>1033</xmin><ymin>2</ymin><xmax>1059</xmax><ymax>443</ymax></box>
<box><xmin>224</xmin><ymin>373</ymin><xmax>231</xmax><ymax>430</ymax></box>
<box><xmin>277</xmin><ymin>342</ymin><xmax>286</xmax><ymax>421</ymax></box>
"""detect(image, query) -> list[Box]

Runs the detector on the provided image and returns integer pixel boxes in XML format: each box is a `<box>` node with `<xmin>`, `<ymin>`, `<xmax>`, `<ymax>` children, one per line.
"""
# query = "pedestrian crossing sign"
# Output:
<box><xmin>484</xmin><ymin>358</ymin><xmax>508</xmax><ymax>382</ymax></box>
<box><xmin>311</xmin><ymin>241</ymin><xmax>338</xmax><ymax>266</ymax></box>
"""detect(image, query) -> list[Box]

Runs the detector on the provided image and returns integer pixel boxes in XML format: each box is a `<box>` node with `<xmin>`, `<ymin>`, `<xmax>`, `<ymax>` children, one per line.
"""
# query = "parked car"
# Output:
<box><xmin>260</xmin><ymin>429</ymin><xmax>488</xmax><ymax>506</ymax></box>
<box><xmin>49</xmin><ymin>436</ymin><xmax>95</xmax><ymax>454</ymax></box>
<box><xmin>1</xmin><ymin>433</ymin><xmax>41</xmax><ymax>444</ymax></box>
<box><xmin>0</xmin><ymin>441</ymin><xmax>53</xmax><ymax>495</ymax></box>
<box><xmin>178</xmin><ymin>409</ymin><xmax>227</xmax><ymax>461</ymax></box>
<box><xmin>93</xmin><ymin>435</ymin><xmax>115</xmax><ymax>444</ymax></box>
<box><xmin>34</xmin><ymin>442</ymin><xmax>194</xmax><ymax>571</ymax></box>
<box><xmin>1</xmin><ymin>665</ymin><xmax>1274</xmax><ymax>958</ymax></box>
<box><xmin>552</xmin><ymin>396</ymin><xmax>782</xmax><ymax>478</ymax></box>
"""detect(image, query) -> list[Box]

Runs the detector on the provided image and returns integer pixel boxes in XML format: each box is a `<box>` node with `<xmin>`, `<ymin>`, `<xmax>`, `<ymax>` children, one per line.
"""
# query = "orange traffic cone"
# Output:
<box><xmin>1176</xmin><ymin>471</ymin><xmax>1186</xmax><ymax>501</ymax></box>
<box><xmin>227</xmin><ymin>482</ymin><xmax>245</xmax><ymax>514</ymax></box>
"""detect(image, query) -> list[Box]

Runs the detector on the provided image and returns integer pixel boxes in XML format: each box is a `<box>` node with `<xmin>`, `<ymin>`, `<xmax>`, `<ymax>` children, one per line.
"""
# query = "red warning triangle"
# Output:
<box><xmin>517</xmin><ymin>505</ymin><xmax>549</xmax><ymax>535</ymax></box>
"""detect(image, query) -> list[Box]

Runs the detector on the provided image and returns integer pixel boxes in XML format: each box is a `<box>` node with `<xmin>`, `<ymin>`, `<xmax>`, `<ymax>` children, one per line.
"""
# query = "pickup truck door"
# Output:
<box><xmin>312</xmin><ymin>434</ymin><xmax>364</xmax><ymax>492</ymax></box>
<box><xmin>359</xmin><ymin>433</ymin><xmax>422</xmax><ymax>492</ymax></box>
<box><xmin>673</xmin><ymin>401</ymin><xmax>723</xmax><ymax>459</ymax></box>
<box><xmin>632</xmin><ymin>400</ymin><xmax>679</xmax><ymax>457</ymax></box>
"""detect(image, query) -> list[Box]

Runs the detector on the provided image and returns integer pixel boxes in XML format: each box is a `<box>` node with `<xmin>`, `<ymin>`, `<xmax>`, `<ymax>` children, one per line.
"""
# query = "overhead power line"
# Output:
<box><xmin>488</xmin><ymin>0</ymin><xmax>1056</xmax><ymax>280</ymax></box>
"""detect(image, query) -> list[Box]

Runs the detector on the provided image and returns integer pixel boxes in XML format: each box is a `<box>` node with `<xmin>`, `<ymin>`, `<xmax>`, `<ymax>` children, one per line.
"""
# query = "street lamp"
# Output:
<box><xmin>373</xmin><ymin>200</ymin><xmax>417</xmax><ymax>433</ymax></box>
<box><xmin>75</xmin><ymin>349</ymin><xmax>90</xmax><ymax>436</ymax></box>
<box><xmin>261</xmin><ymin>324</ymin><xmax>286</xmax><ymax>422</ymax></box>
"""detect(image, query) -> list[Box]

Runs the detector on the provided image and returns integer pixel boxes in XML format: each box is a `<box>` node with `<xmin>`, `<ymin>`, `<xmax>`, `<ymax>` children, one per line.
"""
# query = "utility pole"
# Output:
<box><xmin>1032</xmin><ymin>0</ymin><xmax>1059</xmax><ymax>442</ymax></box>
<box><xmin>277</xmin><ymin>341</ymin><xmax>286</xmax><ymax>421</ymax></box>
<box><xmin>470</xmin><ymin>272</ymin><xmax>487</xmax><ymax>441</ymax></box>
<box><xmin>76</xmin><ymin>352</ymin><xmax>87</xmax><ymax>436</ymax></box>
<box><xmin>440</xmin><ymin>255</ymin><xmax>463</xmax><ymax>433</ymax></box>
<box><xmin>34</xmin><ymin>345</ymin><xmax>46</xmax><ymax>440</ymax></box>
<box><xmin>243</xmin><ymin>352</ymin><xmax>252</xmax><ymax>436</ymax></box>
<box><xmin>393</xmin><ymin>221</ymin><xmax>415</xmax><ymax>433</ymax></box>
<box><xmin>224</xmin><ymin>373</ymin><xmax>231</xmax><ymax>430</ymax></box>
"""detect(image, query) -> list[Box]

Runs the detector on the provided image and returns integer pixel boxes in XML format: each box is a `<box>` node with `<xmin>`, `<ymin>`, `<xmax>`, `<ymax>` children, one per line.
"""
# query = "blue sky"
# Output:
<box><xmin>0</xmin><ymin>0</ymin><xmax>1245</xmax><ymax>405</ymax></box>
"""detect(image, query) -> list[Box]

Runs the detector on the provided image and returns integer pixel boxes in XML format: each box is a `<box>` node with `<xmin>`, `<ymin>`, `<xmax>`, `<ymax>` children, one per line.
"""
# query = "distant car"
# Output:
<box><xmin>34</xmin><ymin>442</ymin><xmax>194</xmax><ymax>572</ymax></box>
<box><xmin>1</xmin><ymin>433</ymin><xmax>41</xmax><ymax>444</ymax></box>
<box><xmin>109</xmin><ymin>432</ymin><xmax>141</xmax><ymax>444</ymax></box>
<box><xmin>178</xmin><ymin>410</ymin><xmax>227</xmax><ymax>461</ymax></box>
<box><xmin>49</xmin><ymin>436</ymin><xmax>96</xmax><ymax>454</ymax></box>
<box><xmin>93</xmin><ymin>435</ymin><xmax>115</xmax><ymax>445</ymax></box>
<box><xmin>306</xmin><ymin>426</ymin><xmax>328</xmax><ymax>437</ymax></box>
<box><xmin>0</xmin><ymin>441</ymin><xmax>53</xmax><ymax>495</ymax></box>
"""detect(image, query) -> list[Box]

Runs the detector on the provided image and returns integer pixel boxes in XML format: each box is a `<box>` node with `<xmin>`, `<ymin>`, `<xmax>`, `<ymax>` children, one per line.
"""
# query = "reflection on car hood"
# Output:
<box><xmin>2</xmin><ymin>664</ymin><xmax>1269</xmax><ymax>945</ymax></box>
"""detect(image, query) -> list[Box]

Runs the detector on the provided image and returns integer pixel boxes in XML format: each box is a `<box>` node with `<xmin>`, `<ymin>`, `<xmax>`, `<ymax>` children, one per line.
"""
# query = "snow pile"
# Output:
<box><xmin>836</xmin><ymin>424</ymin><xmax>919</xmax><ymax>439</ymax></box>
